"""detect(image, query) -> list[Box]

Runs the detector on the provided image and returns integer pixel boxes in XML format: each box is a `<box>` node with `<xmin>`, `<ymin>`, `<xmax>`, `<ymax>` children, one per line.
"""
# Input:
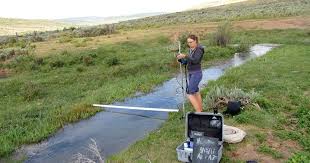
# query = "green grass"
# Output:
<box><xmin>258</xmin><ymin>144</ymin><xmax>283</xmax><ymax>159</ymax></box>
<box><xmin>117</xmin><ymin>0</ymin><xmax>310</xmax><ymax>30</ymax></box>
<box><xmin>108</xmin><ymin>29</ymin><xmax>310</xmax><ymax>162</ymax></box>
<box><xmin>0</xmin><ymin>34</ymin><xmax>244</xmax><ymax>158</ymax></box>
<box><xmin>1</xmin><ymin>28</ymin><xmax>309</xmax><ymax>161</ymax></box>
<box><xmin>0</xmin><ymin>36</ymin><xmax>174</xmax><ymax>157</ymax></box>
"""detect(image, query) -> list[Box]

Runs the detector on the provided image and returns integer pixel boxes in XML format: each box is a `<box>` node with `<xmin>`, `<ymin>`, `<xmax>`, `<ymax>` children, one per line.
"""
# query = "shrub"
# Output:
<box><xmin>0</xmin><ymin>48</ymin><xmax>31</xmax><ymax>63</ymax></box>
<box><xmin>57</xmin><ymin>36</ymin><xmax>73</xmax><ymax>43</ymax></box>
<box><xmin>235</xmin><ymin>39</ymin><xmax>251</xmax><ymax>53</ymax></box>
<box><xmin>178</xmin><ymin>31</ymin><xmax>191</xmax><ymax>51</ymax></box>
<box><xmin>205</xmin><ymin>86</ymin><xmax>259</xmax><ymax>109</ymax></box>
<box><xmin>204</xmin><ymin>46</ymin><xmax>236</xmax><ymax>60</ymax></box>
<box><xmin>49</xmin><ymin>60</ymin><xmax>65</xmax><ymax>68</ymax></box>
<box><xmin>21</xmin><ymin>82</ymin><xmax>43</xmax><ymax>101</ymax></box>
<box><xmin>105</xmin><ymin>57</ymin><xmax>120</xmax><ymax>67</ymax></box>
<box><xmin>34</xmin><ymin>58</ymin><xmax>44</xmax><ymax>65</ymax></box>
<box><xmin>209</xmin><ymin>22</ymin><xmax>232</xmax><ymax>47</ymax></box>
<box><xmin>89</xmin><ymin>53</ymin><xmax>97</xmax><ymax>58</ymax></box>
<box><xmin>60</xmin><ymin>50</ymin><xmax>70</xmax><ymax>55</ymax></box>
<box><xmin>83</xmin><ymin>56</ymin><xmax>93</xmax><ymax>66</ymax></box>
<box><xmin>72</xmin><ymin>38</ymin><xmax>87</xmax><ymax>47</ymax></box>
<box><xmin>73</xmin><ymin>25</ymin><xmax>116</xmax><ymax>37</ymax></box>
<box><xmin>76</xmin><ymin>66</ymin><xmax>84</xmax><ymax>72</ymax></box>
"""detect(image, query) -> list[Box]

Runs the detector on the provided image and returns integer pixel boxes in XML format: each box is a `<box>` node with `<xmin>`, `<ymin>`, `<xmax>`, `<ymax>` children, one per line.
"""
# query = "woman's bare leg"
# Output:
<box><xmin>195</xmin><ymin>92</ymin><xmax>203</xmax><ymax>112</ymax></box>
<box><xmin>187</xmin><ymin>94</ymin><xmax>202</xmax><ymax>112</ymax></box>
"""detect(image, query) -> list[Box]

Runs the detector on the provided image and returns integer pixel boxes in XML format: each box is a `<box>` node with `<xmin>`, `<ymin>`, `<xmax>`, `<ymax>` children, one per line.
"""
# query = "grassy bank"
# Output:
<box><xmin>0</xmin><ymin>36</ymin><xmax>174</xmax><ymax>157</ymax></box>
<box><xmin>108</xmin><ymin>29</ymin><xmax>310</xmax><ymax>162</ymax></box>
<box><xmin>0</xmin><ymin>31</ymin><xmax>249</xmax><ymax>158</ymax></box>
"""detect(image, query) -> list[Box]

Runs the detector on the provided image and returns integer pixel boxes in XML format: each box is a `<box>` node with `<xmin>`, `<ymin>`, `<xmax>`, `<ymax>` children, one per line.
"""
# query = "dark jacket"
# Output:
<box><xmin>186</xmin><ymin>45</ymin><xmax>204</xmax><ymax>73</ymax></box>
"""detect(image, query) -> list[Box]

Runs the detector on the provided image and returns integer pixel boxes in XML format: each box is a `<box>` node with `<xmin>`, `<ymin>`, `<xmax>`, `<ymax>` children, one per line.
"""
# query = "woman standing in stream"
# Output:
<box><xmin>177</xmin><ymin>34</ymin><xmax>204</xmax><ymax>112</ymax></box>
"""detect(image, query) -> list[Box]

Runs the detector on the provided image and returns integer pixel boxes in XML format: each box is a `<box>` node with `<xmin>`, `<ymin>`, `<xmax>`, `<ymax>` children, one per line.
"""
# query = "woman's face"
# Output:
<box><xmin>187</xmin><ymin>38</ymin><xmax>197</xmax><ymax>49</ymax></box>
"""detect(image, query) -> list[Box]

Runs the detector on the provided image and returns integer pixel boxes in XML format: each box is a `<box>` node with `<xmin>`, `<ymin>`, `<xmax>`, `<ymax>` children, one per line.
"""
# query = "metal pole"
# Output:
<box><xmin>93</xmin><ymin>104</ymin><xmax>179</xmax><ymax>112</ymax></box>
<box><xmin>178</xmin><ymin>41</ymin><xmax>186</xmax><ymax>120</ymax></box>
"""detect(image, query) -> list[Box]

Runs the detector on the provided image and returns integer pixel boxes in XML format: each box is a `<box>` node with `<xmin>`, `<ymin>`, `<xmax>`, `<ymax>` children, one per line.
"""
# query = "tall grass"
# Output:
<box><xmin>72</xmin><ymin>138</ymin><xmax>104</xmax><ymax>163</ymax></box>
<box><xmin>209</xmin><ymin>22</ymin><xmax>232</xmax><ymax>47</ymax></box>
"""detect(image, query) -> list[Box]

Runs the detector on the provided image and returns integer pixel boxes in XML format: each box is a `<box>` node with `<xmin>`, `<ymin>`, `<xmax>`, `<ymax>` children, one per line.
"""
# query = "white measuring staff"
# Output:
<box><xmin>93</xmin><ymin>104</ymin><xmax>179</xmax><ymax>112</ymax></box>
<box><xmin>178</xmin><ymin>41</ymin><xmax>186</xmax><ymax>119</ymax></box>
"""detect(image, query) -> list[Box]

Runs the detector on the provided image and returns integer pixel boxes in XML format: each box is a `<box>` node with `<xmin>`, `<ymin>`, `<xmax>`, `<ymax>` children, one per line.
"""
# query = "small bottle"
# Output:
<box><xmin>189</xmin><ymin>138</ymin><xmax>194</xmax><ymax>148</ymax></box>
<box><xmin>189</xmin><ymin>141</ymin><xmax>193</xmax><ymax>148</ymax></box>
<box><xmin>184</xmin><ymin>142</ymin><xmax>188</xmax><ymax>148</ymax></box>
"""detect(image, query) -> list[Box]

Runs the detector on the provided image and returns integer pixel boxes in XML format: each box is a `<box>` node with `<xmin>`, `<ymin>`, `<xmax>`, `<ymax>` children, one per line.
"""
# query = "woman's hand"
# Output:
<box><xmin>176</xmin><ymin>53</ymin><xmax>186</xmax><ymax>59</ymax></box>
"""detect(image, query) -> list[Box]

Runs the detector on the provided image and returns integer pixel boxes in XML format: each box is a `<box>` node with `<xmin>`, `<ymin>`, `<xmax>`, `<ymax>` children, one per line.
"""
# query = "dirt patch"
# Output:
<box><xmin>265</xmin><ymin>131</ymin><xmax>301</xmax><ymax>158</ymax></box>
<box><xmin>304</xmin><ymin>90</ymin><xmax>310</xmax><ymax>97</ymax></box>
<box><xmin>233</xmin><ymin>16</ymin><xmax>310</xmax><ymax>30</ymax></box>
<box><xmin>230</xmin><ymin>143</ymin><xmax>278</xmax><ymax>163</ymax></box>
<box><xmin>0</xmin><ymin>69</ymin><xmax>8</xmax><ymax>78</ymax></box>
<box><xmin>227</xmin><ymin>125</ymin><xmax>301</xmax><ymax>162</ymax></box>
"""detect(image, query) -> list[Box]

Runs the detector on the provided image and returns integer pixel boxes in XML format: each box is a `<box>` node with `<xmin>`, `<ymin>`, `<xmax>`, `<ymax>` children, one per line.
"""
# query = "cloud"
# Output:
<box><xmin>0</xmin><ymin>0</ymin><xmax>210</xmax><ymax>19</ymax></box>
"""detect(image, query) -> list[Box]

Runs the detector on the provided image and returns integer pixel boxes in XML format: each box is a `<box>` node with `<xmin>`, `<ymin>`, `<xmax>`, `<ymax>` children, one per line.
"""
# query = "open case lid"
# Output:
<box><xmin>186</xmin><ymin>112</ymin><xmax>224</xmax><ymax>141</ymax></box>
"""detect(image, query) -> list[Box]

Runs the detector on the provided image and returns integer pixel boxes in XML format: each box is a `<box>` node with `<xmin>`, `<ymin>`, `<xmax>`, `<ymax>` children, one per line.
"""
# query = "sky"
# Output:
<box><xmin>0</xmin><ymin>0</ymin><xmax>212</xmax><ymax>19</ymax></box>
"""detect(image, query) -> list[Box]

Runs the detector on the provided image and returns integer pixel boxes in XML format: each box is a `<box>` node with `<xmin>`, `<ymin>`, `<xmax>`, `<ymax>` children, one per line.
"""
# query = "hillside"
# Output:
<box><xmin>0</xmin><ymin>18</ymin><xmax>70</xmax><ymax>36</ymax></box>
<box><xmin>189</xmin><ymin>0</ymin><xmax>248</xmax><ymax>10</ymax></box>
<box><xmin>56</xmin><ymin>12</ymin><xmax>166</xmax><ymax>26</ymax></box>
<box><xmin>117</xmin><ymin>0</ymin><xmax>310</xmax><ymax>29</ymax></box>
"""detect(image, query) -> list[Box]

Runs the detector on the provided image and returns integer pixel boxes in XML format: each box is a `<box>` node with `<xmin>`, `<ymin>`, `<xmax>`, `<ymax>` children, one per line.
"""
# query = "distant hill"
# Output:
<box><xmin>0</xmin><ymin>18</ymin><xmax>70</xmax><ymax>36</ymax></box>
<box><xmin>189</xmin><ymin>0</ymin><xmax>248</xmax><ymax>10</ymax></box>
<box><xmin>55</xmin><ymin>12</ymin><xmax>167</xmax><ymax>26</ymax></box>
<box><xmin>117</xmin><ymin>0</ymin><xmax>310</xmax><ymax>29</ymax></box>
<box><xmin>0</xmin><ymin>12</ymin><xmax>167</xmax><ymax>36</ymax></box>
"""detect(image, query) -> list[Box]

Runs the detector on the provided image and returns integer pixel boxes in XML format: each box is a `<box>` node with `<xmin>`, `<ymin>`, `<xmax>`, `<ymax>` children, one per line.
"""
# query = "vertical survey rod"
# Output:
<box><xmin>178</xmin><ymin>41</ymin><xmax>186</xmax><ymax>122</ymax></box>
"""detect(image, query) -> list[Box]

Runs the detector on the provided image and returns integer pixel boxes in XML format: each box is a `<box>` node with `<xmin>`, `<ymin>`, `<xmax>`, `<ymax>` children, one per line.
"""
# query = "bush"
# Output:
<box><xmin>57</xmin><ymin>36</ymin><xmax>73</xmax><ymax>43</ymax></box>
<box><xmin>14</xmin><ymin>40</ymin><xmax>29</xmax><ymax>48</ymax></box>
<box><xmin>4</xmin><ymin>54</ymin><xmax>35</xmax><ymax>71</ymax></box>
<box><xmin>21</xmin><ymin>82</ymin><xmax>43</xmax><ymax>101</ymax></box>
<box><xmin>49</xmin><ymin>60</ymin><xmax>65</xmax><ymax>68</ymax></box>
<box><xmin>204</xmin><ymin>46</ymin><xmax>236</xmax><ymax>60</ymax></box>
<box><xmin>105</xmin><ymin>57</ymin><xmax>120</xmax><ymax>67</ymax></box>
<box><xmin>73</xmin><ymin>25</ymin><xmax>116</xmax><ymax>37</ymax></box>
<box><xmin>178</xmin><ymin>31</ymin><xmax>191</xmax><ymax>51</ymax></box>
<box><xmin>0</xmin><ymin>47</ymin><xmax>30</xmax><ymax>61</ymax></box>
<box><xmin>82</xmin><ymin>56</ymin><xmax>93</xmax><ymax>66</ymax></box>
<box><xmin>76</xmin><ymin>66</ymin><xmax>84</xmax><ymax>72</ymax></box>
<box><xmin>89</xmin><ymin>53</ymin><xmax>97</xmax><ymax>58</ymax></box>
<box><xmin>30</xmin><ymin>31</ymin><xmax>44</xmax><ymax>42</ymax></box>
<box><xmin>235</xmin><ymin>39</ymin><xmax>251</xmax><ymax>53</ymax></box>
<box><xmin>72</xmin><ymin>38</ymin><xmax>87</xmax><ymax>47</ymax></box>
<box><xmin>204</xmin><ymin>86</ymin><xmax>259</xmax><ymax>109</ymax></box>
<box><xmin>209</xmin><ymin>22</ymin><xmax>232</xmax><ymax>47</ymax></box>
<box><xmin>60</xmin><ymin>50</ymin><xmax>70</xmax><ymax>55</ymax></box>
<box><xmin>35</xmin><ymin>58</ymin><xmax>44</xmax><ymax>65</ymax></box>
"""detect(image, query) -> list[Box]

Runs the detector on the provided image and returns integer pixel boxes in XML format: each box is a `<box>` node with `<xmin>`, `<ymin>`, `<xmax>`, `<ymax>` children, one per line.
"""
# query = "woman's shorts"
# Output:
<box><xmin>187</xmin><ymin>71</ymin><xmax>202</xmax><ymax>94</ymax></box>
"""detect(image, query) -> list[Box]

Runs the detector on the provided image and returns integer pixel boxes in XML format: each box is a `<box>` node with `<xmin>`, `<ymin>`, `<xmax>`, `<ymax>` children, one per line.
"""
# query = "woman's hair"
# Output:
<box><xmin>187</xmin><ymin>34</ymin><xmax>199</xmax><ymax>43</ymax></box>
